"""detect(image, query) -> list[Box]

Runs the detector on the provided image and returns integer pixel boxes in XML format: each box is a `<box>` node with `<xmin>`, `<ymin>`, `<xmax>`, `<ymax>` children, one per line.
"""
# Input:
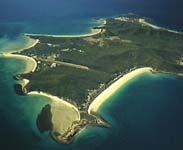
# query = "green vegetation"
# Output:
<box><xmin>23</xmin><ymin>65</ymin><xmax>111</xmax><ymax>106</ymax></box>
<box><xmin>19</xmin><ymin>16</ymin><xmax>183</xmax><ymax>108</ymax></box>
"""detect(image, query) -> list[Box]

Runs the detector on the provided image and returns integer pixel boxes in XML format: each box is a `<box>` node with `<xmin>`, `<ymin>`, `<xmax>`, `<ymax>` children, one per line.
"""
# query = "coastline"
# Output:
<box><xmin>0</xmin><ymin>18</ymin><xmax>107</xmax><ymax>137</ymax></box>
<box><xmin>1</xmin><ymin>15</ymin><xmax>182</xmax><ymax>144</ymax></box>
<box><xmin>1</xmin><ymin>53</ymin><xmax>37</xmax><ymax>73</ymax></box>
<box><xmin>0</xmin><ymin>33</ymin><xmax>80</xmax><ymax>121</ymax></box>
<box><xmin>24</xmin><ymin>18</ymin><xmax>106</xmax><ymax>38</ymax></box>
<box><xmin>139</xmin><ymin>18</ymin><xmax>182</xmax><ymax>34</ymax></box>
<box><xmin>6</xmin><ymin>45</ymin><xmax>81</xmax><ymax>129</ymax></box>
<box><xmin>88</xmin><ymin>67</ymin><xmax>153</xmax><ymax>114</ymax></box>
<box><xmin>28</xmin><ymin>91</ymin><xmax>80</xmax><ymax>120</ymax></box>
<box><xmin>10</xmin><ymin>36</ymin><xmax>39</xmax><ymax>54</ymax></box>
<box><xmin>22</xmin><ymin>79</ymin><xmax>30</xmax><ymax>88</ymax></box>
<box><xmin>0</xmin><ymin>36</ymin><xmax>39</xmax><ymax>73</ymax></box>
<box><xmin>24</xmin><ymin>28</ymin><xmax>103</xmax><ymax>38</ymax></box>
<box><xmin>0</xmin><ymin>17</ymin><xmax>106</xmax><ymax>74</ymax></box>
<box><xmin>5</xmin><ymin>18</ymin><xmax>108</xmax><ymax>143</ymax></box>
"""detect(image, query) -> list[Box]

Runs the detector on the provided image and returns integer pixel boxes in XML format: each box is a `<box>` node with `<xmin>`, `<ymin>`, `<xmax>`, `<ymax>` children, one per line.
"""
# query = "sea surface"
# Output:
<box><xmin>0</xmin><ymin>0</ymin><xmax>183</xmax><ymax>150</ymax></box>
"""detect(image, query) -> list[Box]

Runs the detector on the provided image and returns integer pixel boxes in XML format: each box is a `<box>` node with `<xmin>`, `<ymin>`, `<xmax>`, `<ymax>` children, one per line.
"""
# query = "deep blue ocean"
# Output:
<box><xmin>0</xmin><ymin>0</ymin><xmax>183</xmax><ymax>150</ymax></box>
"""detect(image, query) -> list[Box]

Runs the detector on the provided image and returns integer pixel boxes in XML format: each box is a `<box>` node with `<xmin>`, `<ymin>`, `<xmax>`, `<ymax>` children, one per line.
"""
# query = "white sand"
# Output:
<box><xmin>10</xmin><ymin>37</ymin><xmax>39</xmax><ymax>54</ymax></box>
<box><xmin>0</xmin><ymin>36</ymin><xmax>38</xmax><ymax>73</ymax></box>
<box><xmin>28</xmin><ymin>91</ymin><xmax>80</xmax><ymax>114</ymax></box>
<box><xmin>1</xmin><ymin>33</ymin><xmax>81</xmax><ymax>134</ymax></box>
<box><xmin>88</xmin><ymin>67</ymin><xmax>153</xmax><ymax>114</ymax></box>
<box><xmin>24</xmin><ymin>18</ymin><xmax>107</xmax><ymax>38</ymax></box>
<box><xmin>22</xmin><ymin>79</ymin><xmax>30</xmax><ymax>87</ymax></box>
<box><xmin>28</xmin><ymin>91</ymin><xmax>80</xmax><ymax>134</ymax></box>
<box><xmin>19</xmin><ymin>38</ymin><xmax>39</xmax><ymax>52</ymax></box>
<box><xmin>139</xmin><ymin>19</ymin><xmax>161</xmax><ymax>30</ymax></box>
<box><xmin>139</xmin><ymin>18</ymin><xmax>181</xmax><ymax>34</ymax></box>
<box><xmin>1</xmin><ymin>53</ymin><xmax>37</xmax><ymax>73</ymax></box>
<box><xmin>24</xmin><ymin>28</ymin><xmax>103</xmax><ymax>38</ymax></box>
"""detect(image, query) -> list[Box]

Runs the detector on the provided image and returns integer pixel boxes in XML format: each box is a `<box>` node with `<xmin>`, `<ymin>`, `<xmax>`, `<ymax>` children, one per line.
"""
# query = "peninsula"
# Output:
<box><xmin>6</xmin><ymin>14</ymin><xmax>183</xmax><ymax>144</ymax></box>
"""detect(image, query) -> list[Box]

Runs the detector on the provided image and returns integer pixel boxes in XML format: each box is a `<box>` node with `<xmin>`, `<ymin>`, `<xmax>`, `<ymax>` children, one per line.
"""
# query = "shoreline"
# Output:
<box><xmin>24</xmin><ymin>18</ymin><xmax>106</xmax><ymax>38</ymax></box>
<box><xmin>3</xmin><ymin>51</ymin><xmax>81</xmax><ymax>124</ymax></box>
<box><xmin>0</xmin><ymin>53</ymin><xmax>37</xmax><ymax>73</ymax></box>
<box><xmin>0</xmin><ymin>18</ymin><xmax>107</xmax><ymax>127</ymax></box>
<box><xmin>0</xmin><ymin>33</ymin><xmax>80</xmax><ymax>118</ymax></box>
<box><xmin>88</xmin><ymin>67</ymin><xmax>153</xmax><ymax>114</ymax></box>
<box><xmin>0</xmin><ymin>36</ymin><xmax>39</xmax><ymax>73</ymax></box>
<box><xmin>28</xmin><ymin>91</ymin><xmax>80</xmax><ymax>120</ymax></box>
<box><xmin>10</xmin><ymin>37</ymin><xmax>39</xmax><ymax>54</ymax></box>
<box><xmin>2</xmin><ymin>15</ymin><xmax>178</xmax><ymax>144</ymax></box>
<box><xmin>139</xmin><ymin>18</ymin><xmax>182</xmax><ymax>34</ymax></box>
<box><xmin>24</xmin><ymin>28</ymin><xmax>103</xmax><ymax>38</ymax></box>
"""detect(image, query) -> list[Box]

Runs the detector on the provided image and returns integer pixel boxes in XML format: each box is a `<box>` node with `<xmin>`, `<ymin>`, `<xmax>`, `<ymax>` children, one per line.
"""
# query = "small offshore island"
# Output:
<box><xmin>4</xmin><ymin>14</ymin><xmax>183</xmax><ymax>144</ymax></box>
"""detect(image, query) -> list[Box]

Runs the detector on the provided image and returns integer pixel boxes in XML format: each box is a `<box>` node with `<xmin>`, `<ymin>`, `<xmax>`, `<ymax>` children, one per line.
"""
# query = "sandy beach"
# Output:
<box><xmin>20</xmin><ymin>74</ymin><xmax>80</xmax><ymax>116</ymax></box>
<box><xmin>139</xmin><ymin>18</ymin><xmax>182</xmax><ymax>34</ymax></box>
<box><xmin>24</xmin><ymin>18</ymin><xmax>107</xmax><ymax>38</ymax></box>
<box><xmin>0</xmin><ymin>18</ymin><xmax>106</xmax><ymax>134</ymax></box>
<box><xmin>18</xmin><ymin>61</ymin><xmax>80</xmax><ymax>135</ymax></box>
<box><xmin>22</xmin><ymin>79</ymin><xmax>30</xmax><ymax>88</ymax></box>
<box><xmin>88</xmin><ymin>67</ymin><xmax>153</xmax><ymax>114</ymax></box>
<box><xmin>19</xmin><ymin>37</ymin><xmax>39</xmax><ymax>52</ymax></box>
<box><xmin>0</xmin><ymin>36</ymin><xmax>39</xmax><ymax>73</ymax></box>
<box><xmin>1</xmin><ymin>53</ymin><xmax>37</xmax><ymax>73</ymax></box>
<box><xmin>24</xmin><ymin>28</ymin><xmax>103</xmax><ymax>38</ymax></box>
<box><xmin>9</xmin><ymin>37</ymin><xmax>39</xmax><ymax>54</ymax></box>
<box><xmin>28</xmin><ymin>91</ymin><xmax>80</xmax><ymax>134</ymax></box>
<box><xmin>28</xmin><ymin>91</ymin><xmax>80</xmax><ymax>115</ymax></box>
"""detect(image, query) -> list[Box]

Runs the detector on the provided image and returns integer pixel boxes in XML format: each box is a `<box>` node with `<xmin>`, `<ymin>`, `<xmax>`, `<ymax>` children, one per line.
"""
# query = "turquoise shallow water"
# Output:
<box><xmin>0</xmin><ymin>17</ymin><xmax>103</xmax><ymax>54</ymax></box>
<box><xmin>1</xmin><ymin>53</ymin><xmax>183</xmax><ymax>150</ymax></box>
<box><xmin>73</xmin><ymin>73</ymin><xmax>183</xmax><ymax>150</ymax></box>
<box><xmin>0</xmin><ymin>35</ymin><xmax>31</xmax><ymax>53</ymax></box>
<box><xmin>0</xmin><ymin>14</ymin><xmax>183</xmax><ymax>150</ymax></box>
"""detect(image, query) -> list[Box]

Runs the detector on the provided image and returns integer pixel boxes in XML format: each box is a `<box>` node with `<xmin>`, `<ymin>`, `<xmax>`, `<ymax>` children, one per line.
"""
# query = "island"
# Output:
<box><xmin>8</xmin><ymin>14</ymin><xmax>183</xmax><ymax>144</ymax></box>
